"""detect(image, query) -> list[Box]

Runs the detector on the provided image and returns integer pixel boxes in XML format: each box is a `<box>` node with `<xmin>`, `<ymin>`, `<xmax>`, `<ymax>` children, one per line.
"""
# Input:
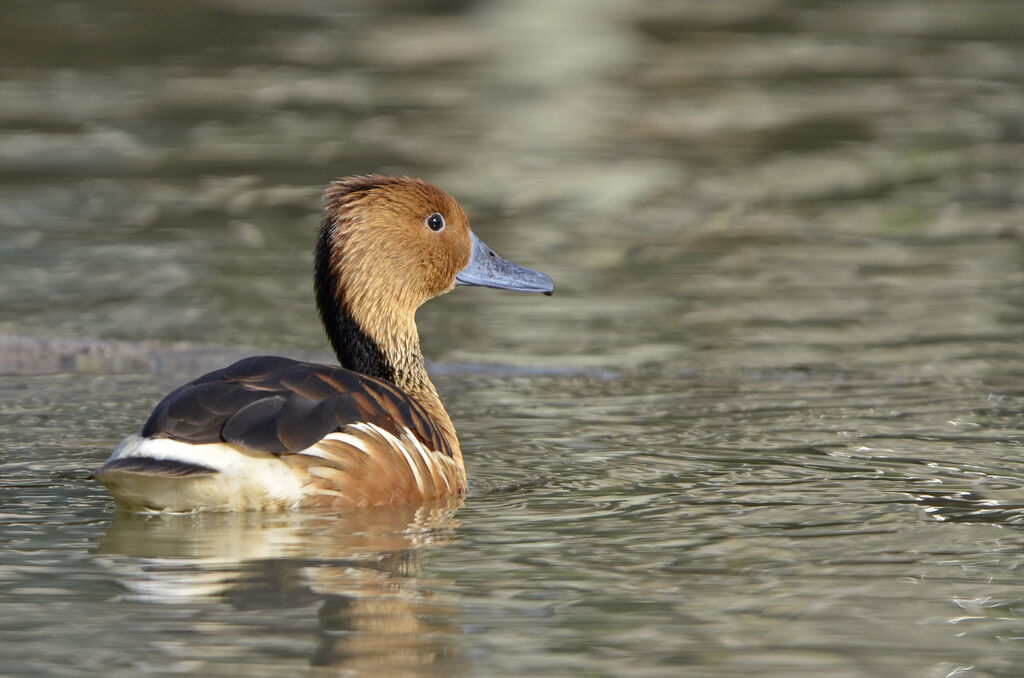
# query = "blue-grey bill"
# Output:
<box><xmin>456</xmin><ymin>232</ymin><xmax>555</xmax><ymax>295</ymax></box>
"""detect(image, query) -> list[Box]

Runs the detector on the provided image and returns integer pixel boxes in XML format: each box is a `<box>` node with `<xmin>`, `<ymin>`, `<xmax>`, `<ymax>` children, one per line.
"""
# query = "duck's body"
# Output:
<box><xmin>94</xmin><ymin>175</ymin><xmax>553</xmax><ymax>512</ymax></box>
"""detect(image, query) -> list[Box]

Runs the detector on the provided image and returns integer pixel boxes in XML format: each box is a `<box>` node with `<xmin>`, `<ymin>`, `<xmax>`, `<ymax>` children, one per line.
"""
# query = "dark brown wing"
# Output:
<box><xmin>140</xmin><ymin>356</ymin><xmax>454</xmax><ymax>459</ymax></box>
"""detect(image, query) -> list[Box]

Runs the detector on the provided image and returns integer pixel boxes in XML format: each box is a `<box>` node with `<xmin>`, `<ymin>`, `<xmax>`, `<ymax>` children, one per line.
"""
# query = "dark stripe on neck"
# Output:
<box><xmin>314</xmin><ymin>217</ymin><xmax>395</xmax><ymax>383</ymax></box>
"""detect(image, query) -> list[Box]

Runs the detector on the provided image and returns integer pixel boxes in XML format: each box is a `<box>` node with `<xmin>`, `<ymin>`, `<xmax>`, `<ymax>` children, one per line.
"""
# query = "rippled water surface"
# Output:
<box><xmin>2</xmin><ymin>1</ymin><xmax>1023</xmax><ymax>676</ymax></box>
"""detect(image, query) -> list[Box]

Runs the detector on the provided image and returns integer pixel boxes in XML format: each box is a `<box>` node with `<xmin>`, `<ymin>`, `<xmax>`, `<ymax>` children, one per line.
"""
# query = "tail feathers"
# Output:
<box><xmin>93</xmin><ymin>435</ymin><xmax>306</xmax><ymax>512</ymax></box>
<box><xmin>92</xmin><ymin>457</ymin><xmax>217</xmax><ymax>478</ymax></box>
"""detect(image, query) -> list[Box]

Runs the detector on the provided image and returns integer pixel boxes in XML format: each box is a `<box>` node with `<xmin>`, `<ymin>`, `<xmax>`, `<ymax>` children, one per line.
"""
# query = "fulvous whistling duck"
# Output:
<box><xmin>93</xmin><ymin>175</ymin><xmax>554</xmax><ymax>512</ymax></box>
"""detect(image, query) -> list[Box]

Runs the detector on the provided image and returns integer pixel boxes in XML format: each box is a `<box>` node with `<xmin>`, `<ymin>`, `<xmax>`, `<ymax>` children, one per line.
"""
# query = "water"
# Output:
<box><xmin>2</xmin><ymin>1</ymin><xmax>1023</xmax><ymax>676</ymax></box>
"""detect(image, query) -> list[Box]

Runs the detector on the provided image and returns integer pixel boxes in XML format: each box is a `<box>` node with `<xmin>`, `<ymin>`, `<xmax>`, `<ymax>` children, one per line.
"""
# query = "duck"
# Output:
<box><xmin>93</xmin><ymin>175</ymin><xmax>553</xmax><ymax>512</ymax></box>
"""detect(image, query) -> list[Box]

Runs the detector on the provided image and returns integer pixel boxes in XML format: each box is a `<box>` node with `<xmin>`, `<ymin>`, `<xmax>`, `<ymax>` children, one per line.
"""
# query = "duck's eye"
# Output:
<box><xmin>426</xmin><ymin>212</ymin><xmax>446</xmax><ymax>232</ymax></box>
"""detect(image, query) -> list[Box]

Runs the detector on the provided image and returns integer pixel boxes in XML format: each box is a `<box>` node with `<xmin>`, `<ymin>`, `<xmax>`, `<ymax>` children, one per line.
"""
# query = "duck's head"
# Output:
<box><xmin>315</xmin><ymin>175</ymin><xmax>553</xmax><ymax>378</ymax></box>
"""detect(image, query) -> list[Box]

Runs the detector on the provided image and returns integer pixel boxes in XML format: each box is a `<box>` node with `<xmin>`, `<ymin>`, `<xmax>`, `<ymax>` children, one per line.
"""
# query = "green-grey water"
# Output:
<box><xmin>2</xmin><ymin>1</ymin><xmax>1023</xmax><ymax>676</ymax></box>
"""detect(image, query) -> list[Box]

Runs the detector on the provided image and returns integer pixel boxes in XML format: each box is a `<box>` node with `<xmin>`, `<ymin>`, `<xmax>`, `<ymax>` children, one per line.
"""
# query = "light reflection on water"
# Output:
<box><xmin>92</xmin><ymin>504</ymin><xmax>464</xmax><ymax>677</ymax></box>
<box><xmin>1</xmin><ymin>0</ymin><xmax>1023</xmax><ymax>677</ymax></box>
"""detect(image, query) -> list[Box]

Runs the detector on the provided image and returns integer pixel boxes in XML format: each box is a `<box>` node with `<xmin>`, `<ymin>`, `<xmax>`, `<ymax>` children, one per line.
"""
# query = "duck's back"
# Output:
<box><xmin>94</xmin><ymin>356</ymin><xmax>464</xmax><ymax>511</ymax></box>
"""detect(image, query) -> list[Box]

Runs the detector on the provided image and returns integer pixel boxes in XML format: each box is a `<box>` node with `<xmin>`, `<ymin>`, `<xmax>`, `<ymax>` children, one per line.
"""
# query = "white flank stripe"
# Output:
<box><xmin>299</xmin><ymin>431</ymin><xmax>373</xmax><ymax>459</ymax></box>
<box><xmin>402</xmin><ymin>426</ymin><xmax>453</xmax><ymax>493</ymax></box>
<box><xmin>396</xmin><ymin>444</ymin><xmax>427</xmax><ymax>495</ymax></box>
<box><xmin>350</xmin><ymin>423</ymin><xmax>427</xmax><ymax>495</ymax></box>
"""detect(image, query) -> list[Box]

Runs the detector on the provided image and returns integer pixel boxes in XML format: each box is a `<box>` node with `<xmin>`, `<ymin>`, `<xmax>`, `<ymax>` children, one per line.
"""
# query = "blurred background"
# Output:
<box><xmin>2</xmin><ymin>0</ymin><xmax>1020</xmax><ymax>372</ymax></box>
<box><xmin>1</xmin><ymin>1</ymin><xmax>1023</xmax><ymax>677</ymax></box>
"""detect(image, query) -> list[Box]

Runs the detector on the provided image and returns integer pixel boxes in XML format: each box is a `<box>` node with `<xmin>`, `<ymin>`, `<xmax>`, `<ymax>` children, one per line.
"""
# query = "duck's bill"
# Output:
<box><xmin>456</xmin><ymin>232</ymin><xmax>555</xmax><ymax>295</ymax></box>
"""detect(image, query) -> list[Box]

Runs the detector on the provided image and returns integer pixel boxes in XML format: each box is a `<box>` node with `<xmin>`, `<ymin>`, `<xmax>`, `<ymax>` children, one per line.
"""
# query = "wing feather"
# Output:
<box><xmin>141</xmin><ymin>356</ymin><xmax>450</xmax><ymax>460</ymax></box>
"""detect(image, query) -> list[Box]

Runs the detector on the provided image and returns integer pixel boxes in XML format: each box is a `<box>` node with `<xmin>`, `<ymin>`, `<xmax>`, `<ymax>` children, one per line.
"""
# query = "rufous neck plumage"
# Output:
<box><xmin>313</xmin><ymin>177</ymin><xmax>466</xmax><ymax>460</ymax></box>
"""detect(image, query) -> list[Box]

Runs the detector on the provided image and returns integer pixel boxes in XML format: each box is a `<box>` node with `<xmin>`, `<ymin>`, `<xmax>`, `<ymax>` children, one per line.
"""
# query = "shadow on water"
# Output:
<box><xmin>94</xmin><ymin>501</ymin><xmax>465</xmax><ymax>676</ymax></box>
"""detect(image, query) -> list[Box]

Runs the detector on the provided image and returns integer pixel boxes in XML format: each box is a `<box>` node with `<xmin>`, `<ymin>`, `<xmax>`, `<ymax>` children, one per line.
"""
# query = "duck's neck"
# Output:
<box><xmin>379</xmin><ymin>327</ymin><xmax>459</xmax><ymax>458</ymax></box>
<box><xmin>314</xmin><ymin>220</ymin><xmax>460</xmax><ymax>459</ymax></box>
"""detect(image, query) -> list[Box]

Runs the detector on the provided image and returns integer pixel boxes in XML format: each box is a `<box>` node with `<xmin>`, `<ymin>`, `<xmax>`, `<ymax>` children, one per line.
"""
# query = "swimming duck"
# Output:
<box><xmin>94</xmin><ymin>175</ymin><xmax>553</xmax><ymax>512</ymax></box>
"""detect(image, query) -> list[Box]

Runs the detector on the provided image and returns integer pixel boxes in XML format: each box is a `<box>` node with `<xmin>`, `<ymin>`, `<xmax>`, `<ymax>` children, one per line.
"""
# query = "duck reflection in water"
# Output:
<box><xmin>95</xmin><ymin>500</ymin><xmax>465</xmax><ymax>676</ymax></box>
